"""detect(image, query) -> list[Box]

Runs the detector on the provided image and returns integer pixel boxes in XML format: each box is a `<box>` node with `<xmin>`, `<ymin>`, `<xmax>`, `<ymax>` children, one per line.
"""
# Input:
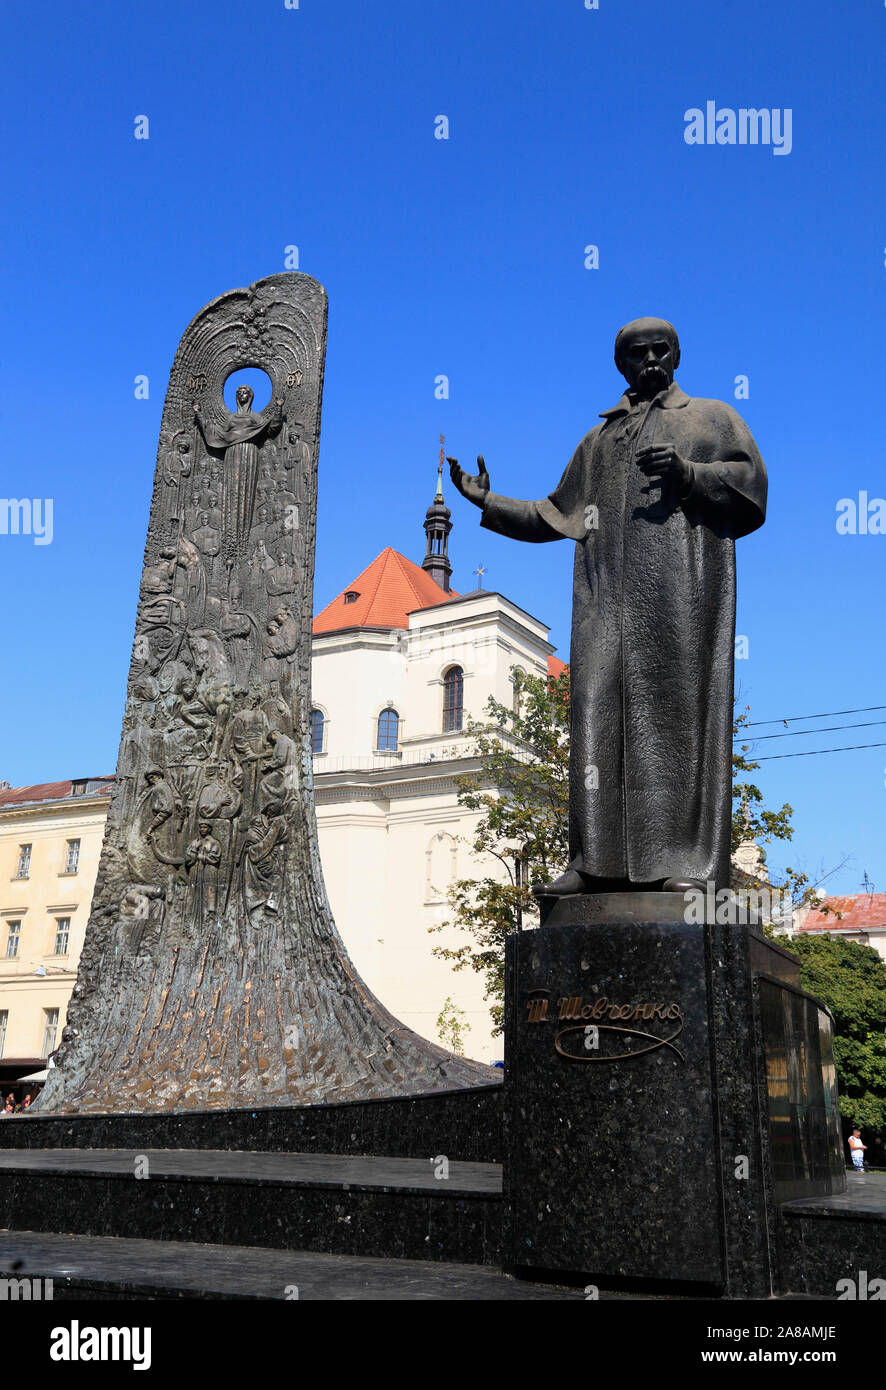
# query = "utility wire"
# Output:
<box><xmin>753</xmin><ymin>740</ymin><xmax>886</xmax><ymax>762</ymax></box>
<box><xmin>735</xmin><ymin>718</ymin><xmax>886</xmax><ymax>743</ymax></box>
<box><xmin>741</xmin><ymin>704</ymin><xmax>886</xmax><ymax>728</ymax></box>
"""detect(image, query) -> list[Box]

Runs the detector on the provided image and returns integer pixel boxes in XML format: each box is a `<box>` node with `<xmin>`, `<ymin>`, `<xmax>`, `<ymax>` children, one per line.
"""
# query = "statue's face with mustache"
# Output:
<box><xmin>615</xmin><ymin>318</ymin><xmax>680</xmax><ymax>400</ymax></box>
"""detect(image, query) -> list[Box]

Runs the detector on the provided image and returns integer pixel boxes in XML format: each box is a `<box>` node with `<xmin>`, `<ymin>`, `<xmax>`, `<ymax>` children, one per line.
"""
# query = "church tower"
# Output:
<box><xmin>422</xmin><ymin>439</ymin><xmax>453</xmax><ymax>592</ymax></box>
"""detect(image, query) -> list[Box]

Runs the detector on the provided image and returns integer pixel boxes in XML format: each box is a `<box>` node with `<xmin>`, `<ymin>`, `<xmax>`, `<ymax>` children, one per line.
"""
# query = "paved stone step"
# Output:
<box><xmin>0</xmin><ymin>1230</ymin><xmax>573</xmax><ymax>1301</ymax></box>
<box><xmin>0</xmin><ymin>1149</ymin><xmax>502</xmax><ymax>1266</ymax></box>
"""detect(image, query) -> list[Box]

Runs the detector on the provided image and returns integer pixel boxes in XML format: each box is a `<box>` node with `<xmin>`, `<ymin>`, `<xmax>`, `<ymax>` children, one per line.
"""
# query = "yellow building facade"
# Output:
<box><xmin>0</xmin><ymin>778</ymin><xmax>113</xmax><ymax>1093</ymax></box>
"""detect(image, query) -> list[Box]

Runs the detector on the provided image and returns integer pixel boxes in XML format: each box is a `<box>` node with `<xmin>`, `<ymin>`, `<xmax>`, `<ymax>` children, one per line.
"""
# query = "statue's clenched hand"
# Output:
<box><xmin>636</xmin><ymin>444</ymin><xmax>692</xmax><ymax>495</ymax></box>
<box><xmin>447</xmin><ymin>454</ymin><xmax>490</xmax><ymax>508</ymax></box>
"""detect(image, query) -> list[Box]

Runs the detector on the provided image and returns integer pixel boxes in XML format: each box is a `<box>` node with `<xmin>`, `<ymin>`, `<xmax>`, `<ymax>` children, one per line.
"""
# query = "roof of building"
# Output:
<box><xmin>313</xmin><ymin>547</ymin><xmax>458</xmax><ymax>635</ymax></box>
<box><xmin>799</xmin><ymin>894</ymin><xmax>886</xmax><ymax>932</ymax></box>
<box><xmin>0</xmin><ymin>778</ymin><xmax>115</xmax><ymax>811</ymax></box>
<box><xmin>548</xmin><ymin>655</ymin><xmax>567</xmax><ymax>678</ymax></box>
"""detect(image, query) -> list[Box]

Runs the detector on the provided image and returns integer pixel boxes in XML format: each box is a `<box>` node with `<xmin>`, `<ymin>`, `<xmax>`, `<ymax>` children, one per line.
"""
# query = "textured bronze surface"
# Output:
<box><xmin>37</xmin><ymin>273</ymin><xmax>496</xmax><ymax>1113</ymax></box>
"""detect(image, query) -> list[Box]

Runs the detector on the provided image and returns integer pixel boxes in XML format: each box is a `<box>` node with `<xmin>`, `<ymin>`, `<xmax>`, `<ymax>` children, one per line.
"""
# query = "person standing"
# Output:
<box><xmin>848</xmin><ymin>1127</ymin><xmax>867</xmax><ymax>1172</ymax></box>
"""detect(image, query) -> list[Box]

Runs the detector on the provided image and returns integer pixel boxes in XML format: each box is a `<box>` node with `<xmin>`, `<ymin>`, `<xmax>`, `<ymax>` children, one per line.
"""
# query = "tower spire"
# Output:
<box><xmin>422</xmin><ymin>434</ymin><xmax>453</xmax><ymax>592</ymax></box>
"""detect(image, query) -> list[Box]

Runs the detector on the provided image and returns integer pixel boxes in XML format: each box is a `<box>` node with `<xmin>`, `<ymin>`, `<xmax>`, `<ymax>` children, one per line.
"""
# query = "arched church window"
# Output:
<box><xmin>442</xmin><ymin>666</ymin><xmax>464</xmax><ymax>732</ymax></box>
<box><xmin>310</xmin><ymin>708</ymin><xmax>325</xmax><ymax>753</ymax></box>
<box><xmin>377</xmin><ymin>708</ymin><xmax>399</xmax><ymax>751</ymax></box>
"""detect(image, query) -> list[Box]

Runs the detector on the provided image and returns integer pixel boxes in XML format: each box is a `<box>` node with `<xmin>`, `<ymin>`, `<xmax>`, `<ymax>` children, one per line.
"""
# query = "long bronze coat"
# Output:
<box><xmin>481</xmin><ymin>381</ymin><xmax>767</xmax><ymax>889</ymax></box>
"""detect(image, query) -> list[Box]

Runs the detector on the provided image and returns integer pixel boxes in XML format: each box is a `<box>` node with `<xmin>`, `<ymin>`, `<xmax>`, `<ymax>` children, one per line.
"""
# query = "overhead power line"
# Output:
<box><xmin>753</xmin><ymin>740</ymin><xmax>886</xmax><ymax>762</ymax></box>
<box><xmin>741</xmin><ymin>704</ymin><xmax>886</xmax><ymax>728</ymax></box>
<box><xmin>736</xmin><ymin>718</ymin><xmax>886</xmax><ymax>743</ymax></box>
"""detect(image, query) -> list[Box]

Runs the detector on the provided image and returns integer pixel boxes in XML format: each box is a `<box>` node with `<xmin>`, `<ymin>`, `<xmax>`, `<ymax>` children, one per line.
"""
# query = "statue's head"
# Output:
<box><xmin>235</xmin><ymin>384</ymin><xmax>254</xmax><ymax>409</ymax></box>
<box><xmin>614</xmin><ymin>318</ymin><xmax>680</xmax><ymax>398</ymax></box>
<box><xmin>198</xmin><ymin>820</ymin><xmax>211</xmax><ymax>836</ymax></box>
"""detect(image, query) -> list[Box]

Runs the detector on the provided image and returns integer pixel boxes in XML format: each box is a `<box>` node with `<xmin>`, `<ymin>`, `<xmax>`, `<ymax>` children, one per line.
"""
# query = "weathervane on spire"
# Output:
<box><xmin>473</xmin><ymin>563</ymin><xmax>486</xmax><ymax>589</ymax></box>
<box><xmin>436</xmin><ymin>434</ymin><xmax>445</xmax><ymax>500</ymax></box>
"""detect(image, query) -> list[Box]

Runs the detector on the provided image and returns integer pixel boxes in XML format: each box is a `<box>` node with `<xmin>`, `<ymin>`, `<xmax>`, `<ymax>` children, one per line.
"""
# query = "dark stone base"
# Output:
<box><xmin>0</xmin><ymin>1148</ymin><xmax>503</xmax><ymax>1266</ymax></box>
<box><xmin>0</xmin><ymin>1083</ymin><xmax>502</xmax><ymax>1162</ymax></box>
<box><xmin>778</xmin><ymin>1172</ymin><xmax>886</xmax><ymax>1298</ymax></box>
<box><xmin>503</xmin><ymin>893</ymin><xmax>845</xmax><ymax>1298</ymax></box>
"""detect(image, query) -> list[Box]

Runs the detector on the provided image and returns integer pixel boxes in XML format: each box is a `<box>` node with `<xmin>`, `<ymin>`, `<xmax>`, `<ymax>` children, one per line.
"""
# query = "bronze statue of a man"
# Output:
<box><xmin>449</xmin><ymin>318</ymin><xmax>767</xmax><ymax>897</ymax></box>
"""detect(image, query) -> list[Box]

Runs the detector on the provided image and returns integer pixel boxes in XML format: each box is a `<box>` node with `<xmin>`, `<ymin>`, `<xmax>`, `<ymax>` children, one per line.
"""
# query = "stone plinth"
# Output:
<box><xmin>503</xmin><ymin>892</ymin><xmax>844</xmax><ymax>1297</ymax></box>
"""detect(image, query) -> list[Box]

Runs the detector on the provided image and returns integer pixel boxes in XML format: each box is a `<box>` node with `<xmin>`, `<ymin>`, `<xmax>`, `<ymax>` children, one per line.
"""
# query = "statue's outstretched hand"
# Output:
<box><xmin>447</xmin><ymin>455</ymin><xmax>490</xmax><ymax>508</ymax></box>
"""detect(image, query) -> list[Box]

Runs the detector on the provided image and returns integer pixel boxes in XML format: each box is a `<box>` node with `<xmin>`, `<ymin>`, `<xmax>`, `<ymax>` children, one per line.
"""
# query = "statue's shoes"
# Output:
<box><xmin>532</xmin><ymin>869</ymin><xmax>590</xmax><ymax>898</ymax></box>
<box><xmin>662</xmin><ymin>876</ymin><xmax>706</xmax><ymax>893</ymax></box>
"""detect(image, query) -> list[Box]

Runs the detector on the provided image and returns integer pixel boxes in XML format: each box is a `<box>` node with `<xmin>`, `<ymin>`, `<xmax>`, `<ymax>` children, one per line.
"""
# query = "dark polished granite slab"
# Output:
<box><xmin>0</xmin><ymin>1148</ymin><xmax>502</xmax><ymax>1265</ymax></box>
<box><xmin>782</xmin><ymin>1171</ymin><xmax>886</xmax><ymax>1219</ymax></box>
<box><xmin>0</xmin><ymin>1148</ymin><xmax>502</xmax><ymax>1195</ymax></box>
<box><xmin>0</xmin><ymin>1231</ymin><xmax>574</xmax><ymax>1301</ymax></box>
<box><xmin>503</xmin><ymin>894</ymin><xmax>849</xmax><ymax>1299</ymax></box>
<box><xmin>503</xmin><ymin>902</ymin><xmax>724</xmax><ymax>1288</ymax></box>
<box><xmin>0</xmin><ymin>1084</ymin><xmax>502</xmax><ymax>1162</ymax></box>
<box><xmin>778</xmin><ymin>1172</ymin><xmax>886</xmax><ymax>1297</ymax></box>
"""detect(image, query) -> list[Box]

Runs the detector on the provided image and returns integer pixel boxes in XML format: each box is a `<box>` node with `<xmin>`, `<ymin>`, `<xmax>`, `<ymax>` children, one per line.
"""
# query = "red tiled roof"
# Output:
<box><xmin>313</xmin><ymin>547</ymin><xmax>457</xmax><ymax>635</ymax></box>
<box><xmin>800</xmin><ymin>894</ymin><xmax>886</xmax><ymax>931</ymax></box>
<box><xmin>547</xmin><ymin>655</ymin><xmax>567</xmax><ymax>678</ymax></box>
<box><xmin>0</xmin><ymin>778</ymin><xmax>114</xmax><ymax>810</ymax></box>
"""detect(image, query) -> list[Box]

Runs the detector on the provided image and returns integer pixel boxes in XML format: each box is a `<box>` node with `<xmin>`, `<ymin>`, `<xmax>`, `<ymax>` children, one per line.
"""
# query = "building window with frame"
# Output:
<box><xmin>64</xmin><ymin>839</ymin><xmax>81</xmax><ymax>874</ymax></box>
<box><xmin>42</xmin><ymin>1008</ymin><xmax>59</xmax><ymax>1059</ymax></box>
<box><xmin>377</xmin><ymin>708</ymin><xmax>399</xmax><ymax>752</ymax></box>
<box><xmin>442</xmin><ymin>666</ymin><xmax>464</xmax><ymax>733</ymax></box>
<box><xmin>16</xmin><ymin>844</ymin><xmax>31</xmax><ymax>878</ymax></box>
<box><xmin>54</xmin><ymin>918</ymin><xmax>71</xmax><ymax>956</ymax></box>
<box><xmin>0</xmin><ymin>1011</ymin><xmax>7</xmax><ymax>1059</ymax></box>
<box><xmin>310</xmin><ymin>708</ymin><xmax>325</xmax><ymax>754</ymax></box>
<box><xmin>5</xmin><ymin>922</ymin><xmax>20</xmax><ymax>959</ymax></box>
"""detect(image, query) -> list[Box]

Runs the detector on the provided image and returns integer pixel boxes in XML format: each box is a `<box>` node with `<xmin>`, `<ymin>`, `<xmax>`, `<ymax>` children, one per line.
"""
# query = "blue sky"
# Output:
<box><xmin>1</xmin><ymin>0</ymin><xmax>884</xmax><ymax>895</ymax></box>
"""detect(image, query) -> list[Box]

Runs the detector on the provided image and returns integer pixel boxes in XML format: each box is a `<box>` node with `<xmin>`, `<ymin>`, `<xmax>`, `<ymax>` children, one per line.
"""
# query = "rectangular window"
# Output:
<box><xmin>0</xmin><ymin>1011</ymin><xmax>7</xmax><ymax>1059</ymax></box>
<box><xmin>64</xmin><ymin>839</ymin><xmax>81</xmax><ymax>874</ymax></box>
<box><xmin>54</xmin><ymin>918</ymin><xmax>70</xmax><ymax>956</ymax></box>
<box><xmin>16</xmin><ymin>844</ymin><xmax>31</xmax><ymax>878</ymax></box>
<box><xmin>5</xmin><ymin>922</ymin><xmax>20</xmax><ymax>959</ymax></box>
<box><xmin>42</xmin><ymin>1008</ymin><xmax>59</xmax><ymax>1059</ymax></box>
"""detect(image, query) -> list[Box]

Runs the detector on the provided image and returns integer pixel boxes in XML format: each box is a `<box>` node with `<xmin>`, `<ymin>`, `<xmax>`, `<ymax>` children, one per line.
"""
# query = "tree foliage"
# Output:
<box><xmin>787</xmin><ymin>934</ymin><xmax>886</xmax><ymax>1134</ymax></box>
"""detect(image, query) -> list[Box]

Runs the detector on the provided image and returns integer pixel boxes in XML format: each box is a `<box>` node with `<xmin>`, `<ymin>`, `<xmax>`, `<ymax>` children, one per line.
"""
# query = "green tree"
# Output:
<box><xmin>787</xmin><ymin>934</ymin><xmax>886</xmax><ymax>1135</ymax></box>
<box><xmin>435</xmin><ymin>996</ymin><xmax>470</xmax><ymax>1055</ymax></box>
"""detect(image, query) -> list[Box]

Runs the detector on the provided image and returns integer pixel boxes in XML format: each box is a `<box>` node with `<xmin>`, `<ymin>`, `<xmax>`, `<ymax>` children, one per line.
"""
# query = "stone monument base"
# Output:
<box><xmin>502</xmin><ymin>893</ymin><xmax>845</xmax><ymax>1298</ymax></box>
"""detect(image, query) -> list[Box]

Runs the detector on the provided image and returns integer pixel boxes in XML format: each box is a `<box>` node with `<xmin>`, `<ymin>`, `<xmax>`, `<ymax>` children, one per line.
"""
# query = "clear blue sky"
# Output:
<box><xmin>1</xmin><ymin>0</ymin><xmax>884</xmax><ymax>895</ymax></box>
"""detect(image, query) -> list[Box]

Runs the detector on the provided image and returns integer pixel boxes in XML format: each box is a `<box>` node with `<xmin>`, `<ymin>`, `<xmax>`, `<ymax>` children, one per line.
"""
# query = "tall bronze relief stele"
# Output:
<box><xmin>38</xmin><ymin>273</ymin><xmax>496</xmax><ymax>1113</ymax></box>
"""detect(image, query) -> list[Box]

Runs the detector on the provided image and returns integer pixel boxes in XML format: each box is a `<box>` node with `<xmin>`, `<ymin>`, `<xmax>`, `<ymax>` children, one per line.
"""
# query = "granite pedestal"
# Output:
<box><xmin>503</xmin><ymin>892</ymin><xmax>845</xmax><ymax>1298</ymax></box>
